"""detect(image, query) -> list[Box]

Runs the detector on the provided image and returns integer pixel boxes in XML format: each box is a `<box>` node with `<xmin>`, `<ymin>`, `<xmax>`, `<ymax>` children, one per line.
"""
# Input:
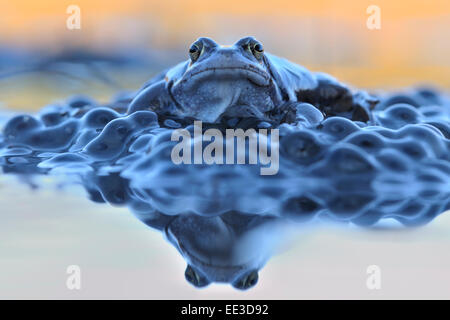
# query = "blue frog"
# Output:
<box><xmin>129</xmin><ymin>36</ymin><xmax>378</xmax><ymax>125</ymax></box>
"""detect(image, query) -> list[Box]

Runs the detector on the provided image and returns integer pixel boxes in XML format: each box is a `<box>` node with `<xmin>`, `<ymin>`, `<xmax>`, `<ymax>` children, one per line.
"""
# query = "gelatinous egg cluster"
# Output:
<box><xmin>1</xmin><ymin>89</ymin><xmax>448</xmax><ymax>226</ymax></box>
<box><xmin>0</xmin><ymin>88</ymin><xmax>449</xmax><ymax>289</ymax></box>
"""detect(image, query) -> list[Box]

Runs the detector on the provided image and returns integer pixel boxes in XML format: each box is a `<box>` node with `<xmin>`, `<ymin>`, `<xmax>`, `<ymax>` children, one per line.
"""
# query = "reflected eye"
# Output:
<box><xmin>232</xmin><ymin>270</ymin><xmax>259</xmax><ymax>290</ymax></box>
<box><xmin>189</xmin><ymin>43</ymin><xmax>202</xmax><ymax>62</ymax></box>
<box><xmin>184</xmin><ymin>265</ymin><xmax>210</xmax><ymax>288</ymax></box>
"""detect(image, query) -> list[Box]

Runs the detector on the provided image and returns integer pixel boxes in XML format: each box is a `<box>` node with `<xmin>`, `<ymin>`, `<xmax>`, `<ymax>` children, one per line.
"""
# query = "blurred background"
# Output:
<box><xmin>0</xmin><ymin>0</ymin><xmax>449</xmax><ymax>110</ymax></box>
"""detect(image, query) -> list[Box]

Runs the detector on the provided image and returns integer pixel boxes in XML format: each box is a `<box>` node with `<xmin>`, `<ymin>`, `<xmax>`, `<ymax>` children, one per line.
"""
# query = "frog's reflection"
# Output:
<box><xmin>84</xmin><ymin>172</ymin><xmax>284</xmax><ymax>289</ymax></box>
<box><xmin>166</xmin><ymin>213</ymin><xmax>278</xmax><ymax>289</ymax></box>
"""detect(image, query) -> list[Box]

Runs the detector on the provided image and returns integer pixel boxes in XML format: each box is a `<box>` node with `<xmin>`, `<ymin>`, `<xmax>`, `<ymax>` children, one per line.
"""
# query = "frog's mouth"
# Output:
<box><xmin>183</xmin><ymin>66</ymin><xmax>271</xmax><ymax>87</ymax></box>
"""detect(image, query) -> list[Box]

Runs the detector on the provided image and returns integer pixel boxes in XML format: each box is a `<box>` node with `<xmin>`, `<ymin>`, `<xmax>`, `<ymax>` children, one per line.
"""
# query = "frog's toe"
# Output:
<box><xmin>294</xmin><ymin>103</ymin><xmax>324</xmax><ymax>126</ymax></box>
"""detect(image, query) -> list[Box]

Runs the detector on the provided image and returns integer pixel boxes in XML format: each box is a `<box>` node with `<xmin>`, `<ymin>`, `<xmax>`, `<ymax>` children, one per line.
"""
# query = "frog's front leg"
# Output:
<box><xmin>296</xmin><ymin>73</ymin><xmax>378</xmax><ymax>123</ymax></box>
<box><xmin>352</xmin><ymin>90</ymin><xmax>379</xmax><ymax>123</ymax></box>
<box><xmin>127</xmin><ymin>80</ymin><xmax>179</xmax><ymax>116</ymax></box>
<box><xmin>269</xmin><ymin>102</ymin><xmax>324</xmax><ymax>127</ymax></box>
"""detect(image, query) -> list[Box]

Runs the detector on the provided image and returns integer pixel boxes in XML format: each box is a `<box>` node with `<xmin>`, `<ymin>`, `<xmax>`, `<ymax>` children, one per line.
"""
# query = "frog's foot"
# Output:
<box><xmin>352</xmin><ymin>91</ymin><xmax>379</xmax><ymax>123</ymax></box>
<box><xmin>266</xmin><ymin>102</ymin><xmax>324</xmax><ymax>127</ymax></box>
<box><xmin>127</xmin><ymin>80</ymin><xmax>180</xmax><ymax>116</ymax></box>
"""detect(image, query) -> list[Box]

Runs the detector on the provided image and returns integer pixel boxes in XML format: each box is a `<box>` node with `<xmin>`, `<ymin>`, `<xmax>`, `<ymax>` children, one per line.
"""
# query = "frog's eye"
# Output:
<box><xmin>189</xmin><ymin>42</ymin><xmax>202</xmax><ymax>63</ymax></box>
<box><xmin>243</xmin><ymin>41</ymin><xmax>264</xmax><ymax>60</ymax></box>
<box><xmin>251</xmin><ymin>42</ymin><xmax>264</xmax><ymax>60</ymax></box>
<box><xmin>253</xmin><ymin>43</ymin><xmax>263</xmax><ymax>54</ymax></box>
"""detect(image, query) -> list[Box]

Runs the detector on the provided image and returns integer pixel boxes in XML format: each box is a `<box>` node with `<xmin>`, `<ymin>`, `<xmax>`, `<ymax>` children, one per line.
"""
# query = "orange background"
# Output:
<box><xmin>0</xmin><ymin>0</ymin><xmax>449</xmax><ymax>109</ymax></box>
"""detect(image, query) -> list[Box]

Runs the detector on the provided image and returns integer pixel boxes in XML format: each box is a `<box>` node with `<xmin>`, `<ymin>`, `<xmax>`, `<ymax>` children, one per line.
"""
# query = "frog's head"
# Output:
<box><xmin>167</xmin><ymin>37</ymin><xmax>282</xmax><ymax>122</ymax></box>
<box><xmin>164</xmin><ymin>212</ymin><xmax>281</xmax><ymax>290</ymax></box>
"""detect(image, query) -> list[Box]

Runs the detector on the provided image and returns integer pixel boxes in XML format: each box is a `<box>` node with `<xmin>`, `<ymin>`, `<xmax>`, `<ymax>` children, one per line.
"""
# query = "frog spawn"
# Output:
<box><xmin>0</xmin><ymin>88</ymin><xmax>449</xmax><ymax>289</ymax></box>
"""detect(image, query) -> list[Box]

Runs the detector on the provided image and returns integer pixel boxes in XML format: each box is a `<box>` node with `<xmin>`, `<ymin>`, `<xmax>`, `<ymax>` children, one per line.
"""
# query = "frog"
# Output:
<box><xmin>128</xmin><ymin>36</ymin><xmax>378</xmax><ymax>125</ymax></box>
